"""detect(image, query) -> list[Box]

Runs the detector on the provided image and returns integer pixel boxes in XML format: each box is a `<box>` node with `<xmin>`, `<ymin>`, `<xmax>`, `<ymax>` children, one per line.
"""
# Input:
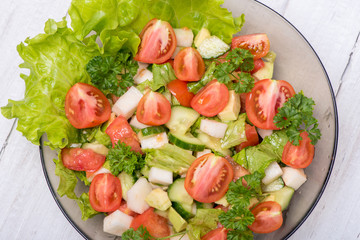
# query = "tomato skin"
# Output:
<box><xmin>110</xmin><ymin>201</ymin><xmax>138</xmax><ymax>217</ymax></box>
<box><xmin>185</xmin><ymin>153</ymin><xmax>234</xmax><ymax>203</ymax></box>
<box><xmin>130</xmin><ymin>208</ymin><xmax>170</xmax><ymax>238</ymax></box>
<box><xmin>134</xmin><ymin>19</ymin><xmax>176</xmax><ymax>64</ymax></box>
<box><xmin>174</xmin><ymin>47</ymin><xmax>205</xmax><ymax>81</ymax></box>
<box><xmin>167</xmin><ymin>79</ymin><xmax>194</xmax><ymax>107</ymax></box>
<box><xmin>248</xmin><ymin>201</ymin><xmax>283</xmax><ymax>234</ymax></box>
<box><xmin>61</xmin><ymin>148</ymin><xmax>105</xmax><ymax>172</ymax></box>
<box><xmin>251</xmin><ymin>58</ymin><xmax>265</xmax><ymax>74</ymax></box>
<box><xmin>105</xmin><ymin>115</ymin><xmax>142</xmax><ymax>153</ymax></box>
<box><xmin>201</xmin><ymin>227</ymin><xmax>228</xmax><ymax>240</ymax></box>
<box><xmin>89</xmin><ymin>173</ymin><xmax>122</xmax><ymax>212</ymax></box>
<box><xmin>246</xmin><ymin>79</ymin><xmax>295</xmax><ymax>130</ymax></box>
<box><xmin>282</xmin><ymin>131</ymin><xmax>315</xmax><ymax>168</ymax></box>
<box><xmin>236</xmin><ymin>124</ymin><xmax>259</xmax><ymax>152</ymax></box>
<box><xmin>231</xmin><ymin>34</ymin><xmax>270</xmax><ymax>60</ymax></box>
<box><xmin>136</xmin><ymin>91</ymin><xmax>171</xmax><ymax>126</ymax></box>
<box><xmin>65</xmin><ymin>83</ymin><xmax>111</xmax><ymax>129</ymax></box>
<box><xmin>191</xmin><ymin>80</ymin><xmax>229</xmax><ymax>117</ymax></box>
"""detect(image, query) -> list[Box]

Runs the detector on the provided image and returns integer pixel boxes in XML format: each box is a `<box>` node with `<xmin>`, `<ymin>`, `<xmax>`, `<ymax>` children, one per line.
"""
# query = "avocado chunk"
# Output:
<box><xmin>168</xmin><ymin>207</ymin><xmax>188</xmax><ymax>232</ymax></box>
<box><xmin>218</xmin><ymin>90</ymin><xmax>241</xmax><ymax>121</ymax></box>
<box><xmin>145</xmin><ymin>188</ymin><xmax>172</xmax><ymax>211</ymax></box>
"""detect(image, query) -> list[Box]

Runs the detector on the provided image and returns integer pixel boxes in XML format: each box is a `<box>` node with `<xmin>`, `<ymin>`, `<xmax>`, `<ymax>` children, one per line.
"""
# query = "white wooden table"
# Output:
<box><xmin>0</xmin><ymin>0</ymin><xmax>356</xmax><ymax>239</ymax></box>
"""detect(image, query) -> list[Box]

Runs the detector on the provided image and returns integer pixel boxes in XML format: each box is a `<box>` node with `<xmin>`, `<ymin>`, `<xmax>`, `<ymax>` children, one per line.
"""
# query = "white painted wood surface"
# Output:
<box><xmin>0</xmin><ymin>0</ymin><xmax>357</xmax><ymax>239</ymax></box>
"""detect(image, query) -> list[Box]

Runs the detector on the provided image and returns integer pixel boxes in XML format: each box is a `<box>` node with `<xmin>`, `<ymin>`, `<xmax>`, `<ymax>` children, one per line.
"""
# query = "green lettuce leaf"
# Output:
<box><xmin>69</xmin><ymin>0</ymin><xmax>244</xmax><ymax>43</ymax></box>
<box><xmin>1</xmin><ymin>19</ymin><xmax>99</xmax><ymax>149</ymax></box>
<box><xmin>187</xmin><ymin>208</ymin><xmax>223</xmax><ymax>240</ymax></box>
<box><xmin>76</xmin><ymin>193</ymin><xmax>100</xmax><ymax>220</ymax></box>
<box><xmin>53</xmin><ymin>153</ymin><xmax>78</xmax><ymax>199</ymax></box>
<box><xmin>151</xmin><ymin>63</ymin><xmax>176</xmax><ymax>91</ymax></box>
<box><xmin>221</xmin><ymin>113</ymin><xmax>247</xmax><ymax>149</ymax></box>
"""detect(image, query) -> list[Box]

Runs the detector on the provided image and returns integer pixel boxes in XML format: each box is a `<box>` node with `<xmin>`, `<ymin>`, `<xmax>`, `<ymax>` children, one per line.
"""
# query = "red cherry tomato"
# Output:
<box><xmin>61</xmin><ymin>148</ymin><xmax>105</xmax><ymax>172</ymax></box>
<box><xmin>236</xmin><ymin>124</ymin><xmax>259</xmax><ymax>151</ymax></box>
<box><xmin>136</xmin><ymin>91</ymin><xmax>171</xmax><ymax>126</ymax></box>
<box><xmin>105</xmin><ymin>115</ymin><xmax>142</xmax><ymax>153</ymax></box>
<box><xmin>224</xmin><ymin>156</ymin><xmax>250</xmax><ymax>185</ymax></box>
<box><xmin>251</xmin><ymin>58</ymin><xmax>265</xmax><ymax>74</ymax></box>
<box><xmin>246</xmin><ymin>79</ymin><xmax>295</xmax><ymax>129</ymax></box>
<box><xmin>65</xmin><ymin>83</ymin><xmax>111</xmax><ymax>129</ymax></box>
<box><xmin>190</xmin><ymin>80</ymin><xmax>229</xmax><ymax>117</ymax></box>
<box><xmin>185</xmin><ymin>153</ymin><xmax>234</xmax><ymax>203</ymax></box>
<box><xmin>201</xmin><ymin>227</ymin><xmax>228</xmax><ymax>240</ymax></box>
<box><xmin>248</xmin><ymin>201</ymin><xmax>283</xmax><ymax>234</ymax></box>
<box><xmin>134</xmin><ymin>19</ymin><xmax>176</xmax><ymax>64</ymax></box>
<box><xmin>174</xmin><ymin>47</ymin><xmax>205</xmax><ymax>81</ymax></box>
<box><xmin>167</xmin><ymin>79</ymin><xmax>194</xmax><ymax>107</ymax></box>
<box><xmin>130</xmin><ymin>208</ymin><xmax>170</xmax><ymax>238</ymax></box>
<box><xmin>89</xmin><ymin>173</ymin><xmax>122</xmax><ymax>212</ymax></box>
<box><xmin>231</xmin><ymin>34</ymin><xmax>270</xmax><ymax>60</ymax></box>
<box><xmin>282</xmin><ymin>131</ymin><xmax>315</xmax><ymax>168</ymax></box>
<box><xmin>110</xmin><ymin>201</ymin><xmax>138</xmax><ymax>217</ymax></box>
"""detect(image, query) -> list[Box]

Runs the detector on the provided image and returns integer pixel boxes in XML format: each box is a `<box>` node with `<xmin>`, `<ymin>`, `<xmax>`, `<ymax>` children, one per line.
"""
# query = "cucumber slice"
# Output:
<box><xmin>141</xmin><ymin>126</ymin><xmax>167</xmax><ymax>137</ymax></box>
<box><xmin>172</xmin><ymin>202</ymin><xmax>193</xmax><ymax>220</ymax></box>
<box><xmin>271</xmin><ymin>186</ymin><xmax>295</xmax><ymax>210</ymax></box>
<box><xmin>169</xmin><ymin>132</ymin><xmax>205</xmax><ymax>151</ymax></box>
<box><xmin>168</xmin><ymin>178</ymin><xmax>193</xmax><ymax>205</ymax></box>
<box><xmin>197</xmin><ymin>36</ymin><xmax>230</xmax><ymax>59</ymax></box>
<box><xmin>165</xmin><ymin>106</ymin><xmax>200</xmax><ymax>135</ymax></box>
<box><xmin>262</xmin><ymin>177</ymin><xmax>285</xmax><ymax>193</ymax></box>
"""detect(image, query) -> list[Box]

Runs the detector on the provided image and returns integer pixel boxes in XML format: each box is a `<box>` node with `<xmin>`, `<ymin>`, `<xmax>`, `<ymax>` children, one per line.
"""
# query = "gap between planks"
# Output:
<box><xmin>0</xmin><ymin>119</ymin><xmax>17</xmax><ymax>162</ymax></box>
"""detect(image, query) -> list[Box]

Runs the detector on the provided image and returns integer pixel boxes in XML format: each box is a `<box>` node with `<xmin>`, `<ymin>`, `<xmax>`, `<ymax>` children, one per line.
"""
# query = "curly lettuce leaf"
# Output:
<box><xmin>76</xmin><ymin>193</ymin><xmax>100</xmax><ymax>221</ymax></box>
<box><xmin>69</xmin><ymin>0</ymin><xmax>244</xmax><ymax>44</ymax></box>
<box><xmin>187</xmin><ymin>208</ymin><xmax>223</xmax><ymax>240</ymax></box>
<box><xmin>1</xmin><ymin>19</ymin><xmax>99</xmax><ymax>149</ymax></box>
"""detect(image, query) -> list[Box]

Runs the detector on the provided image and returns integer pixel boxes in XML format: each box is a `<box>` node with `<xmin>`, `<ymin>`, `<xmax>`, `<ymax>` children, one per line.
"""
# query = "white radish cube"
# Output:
<box><xmin>103</xmin><ymin>210</ymin><xmax>133</xmax><ymax>236</ymax></box>
<box><xmin>200</xmin><ymin>119</ymin><xmax>228</xmax><ymax>138</ymax></box>
<box><xmin>130</xmin><ymin>115</ymin><xmax>151</xmax><ymax>129</ymax></box>
<box><xmin>196</xmin><ymin>149</ymin><xmax>212</xmax><ymax>158</ymax></box>
<box><xmin>140</xmin><ymin>132</ymin><xmax>168</xmax><ymax>149</ymax></box>
<box><xmin>148</xmin><ymin>167</ymin><xmax>173</xmax><ymax>185</ymax></box>
<box><xmin>86</xmin><ymin>167</ymin><xmax>111</xmax><ymax>182</ymax></box>
<box><xmin>134</xmin><ymin>68</ymin><xmax>153</xmax><ymax>84</ymax></box>
<box><xmin>171</xmin><ymin>46</ymin><xmax>183</xmax><ymax>59</ymax></box>
<box><xmin>262</xmin><ymin>162</ymin><xmax>283</xmax><ymax>185</ymax></box>
<box><xmin>171</xmin><ymin>233</ymin><xmax>191</xmax><ymax>240</ymax></box>
<box><xmin>174</xmin><ymin>28</ymin><xmax>194</xmax><ymax>47</ymax></box>
<box><xmin>112</xmin><ymin>86</ymin><xmax>143</xmax><ymax>119</ymax></box>
<box><xmin>282</xmin><ymin>167</ymin><xmax>307</xmax><ymax>190</ymax></box>
<box><xmin>257</xmin><ymin>128</ymin><xmax>273</xmax><ymax>139</ymax></box>
<box><xmin>137</xmin><ymin>61</ymin><xmax>149</xmax><ymax>70</ymax></box>
<box><xmin>127</xmin><ymin>177</ymin><xmax>153</xmax><ymax>214</ymax></box>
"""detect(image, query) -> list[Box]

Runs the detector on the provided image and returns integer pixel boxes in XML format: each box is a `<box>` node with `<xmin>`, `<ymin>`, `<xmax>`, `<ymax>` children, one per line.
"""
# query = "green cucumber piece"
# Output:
<box><xmin>169</xmin><ymin>133</ymin><xmax>205</xmax><ymax>151</ymax></box>
<box><xmin>272</xmin><ymin>186</ymin><xmax>295</xmax><ymax>210</ymax></box>
<box><xmin>262</xmin><ymin>177</ymin><xmax>285</xmax><ymax>193</ymax></box>
<box><xmin>168</xmin><ymin>178</ymin><xmax>193</xmax><ymax>205</ymax></box>
<box><xmin>141</xmin><ymin>126</ymin><xmax>167</xmax><ymax>137</ymax></box>
<box><xmin>172</xmin><ymin>202</ymin><xmax>193</xmax><ymax>220</ymax></box>
<box><xmin>165</xmin><ymin>106</ymin><xmax>200</xmax><ymax>135</ymax></box>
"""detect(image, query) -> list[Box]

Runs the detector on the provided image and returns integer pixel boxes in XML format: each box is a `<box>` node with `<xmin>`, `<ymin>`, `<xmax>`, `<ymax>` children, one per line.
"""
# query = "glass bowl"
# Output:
<box><xmin>40</xmin><ymin>0</ymin><xmax>339</xmax><ymax>239</ymax></box>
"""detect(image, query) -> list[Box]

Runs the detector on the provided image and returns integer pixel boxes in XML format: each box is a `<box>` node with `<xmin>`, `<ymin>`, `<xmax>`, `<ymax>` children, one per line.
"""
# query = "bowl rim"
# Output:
<box><xmin>40</xmin><ymin>0</ymin><xmax>339</xmax><ymax>239</ymax></box>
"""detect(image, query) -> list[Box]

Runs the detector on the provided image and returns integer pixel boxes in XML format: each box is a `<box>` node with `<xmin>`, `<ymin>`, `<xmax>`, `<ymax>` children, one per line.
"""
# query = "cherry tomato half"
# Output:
<box><xmin>174</xmin><ymin>47</ymin><xmax>205</xmax><ymax>81</ymax></box>
<box><xmin>185</xmin><ymin>153</ymin><xmax>234</xmax><ymax>203</ymax></box>
<box><xmin>251</xmin><ymin>58</ymin><xmax>265</xmax><ymax>74</ymax></box>
<box><xmin>105</xmin><ymin>115</ymin><xmax>142</xmax><ymax>153</ymax></box>
<box><xmin>167</xmin><ymin>79</ymin><xmax>194</xmax><ymax>107</ymax></box>
<box><xmin>282</xmin><ymin>131</ymin><xmax>315</xmax><ymax>168</ymax></box>
<box><xmin>61</xmin><ymin>148</ymin><xmax>105</xmax><ymax>172</ymax></box>
<box><xmin>201</xmin><ymin>227</ymin><xmax>228</xmax><ymax>240</ymax></box>
<box><xmin>246</xmin><ymin>79</ymin><xmax>295</xmax><ymax>130</ymax></box>
<box><xmin>231</xmin><ymin>34</ymin><xmax>270</xmax><ymax>60</ymax></box>
<box><xmin>190</xmin><ymin>80</ymin><xmax>229</xmax><ymax>117</ymax></box>
<box><xmin>248</xmin><ymin>201</ymin><xmax>283</xmax><ymax>234</ymax></box>
<box><xmin>136</xmin><ymin>91</ymin><xmax>171</xmax><ymax>126</ymax></box>
<box><xmin>130</xmin><ymin>208</ymin><xmax>170</xmax><ymax>238</ymax></box>
<box><xmin>236</xmin><ymin>124</ymin><xmax>259</xmax><ymax>152</ymax></box>
<box><xmin>89</xmin><ymin>173</ymin><xmax>122</xmax><ymax>212</ymax></box>
<box><xmin>134</xmin><ymin>19</ymin><xmax>176</xmax><ymax>64</ymax></box>
<box><xmin>65</xmin><ymin>83</ymin><xmax>111</xmax><ymax>129</ymax></box>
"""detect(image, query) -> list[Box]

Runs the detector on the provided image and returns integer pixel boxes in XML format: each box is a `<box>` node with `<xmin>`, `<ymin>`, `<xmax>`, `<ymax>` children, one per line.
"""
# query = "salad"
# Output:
<box><xmin>1</xmin><ymin>0</ymin><xmax>322</xmax><ymax>239</ymax></box>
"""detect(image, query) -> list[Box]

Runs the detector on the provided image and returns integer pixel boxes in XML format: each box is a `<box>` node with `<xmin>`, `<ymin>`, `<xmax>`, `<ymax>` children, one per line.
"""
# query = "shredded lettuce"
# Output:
<box><xmin>221</xmin><ymin>113</ymin><xmax>247</xmax><ymax>149</ymax></box>
<box><xmin>76</xmin><ymin>193</ymin><xmax>100</xmax><ymax>221</ymax></box>
<box><xmin>187</xmin><ymin>208</ymin><xmax>223</xmax><ymax>240</ymax></box>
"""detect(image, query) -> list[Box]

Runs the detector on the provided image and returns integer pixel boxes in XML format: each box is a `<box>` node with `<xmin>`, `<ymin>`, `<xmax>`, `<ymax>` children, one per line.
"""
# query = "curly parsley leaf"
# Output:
<box><xmin>122</xmin><ymin>226</ymin><xmax>152</xmax><ymax>240</ymax></box>
<box><xmin>219</xmin><ymin>171</ymin><xmax>262</xmax><ymax>238</ymax></box>
<box><xmin>86</xmin><ymin>50</ymin><xmax>138</xmax><ymax>97</ymax></box>
<box><xmin>214</xmin><ymin>48</ymin><xmax>255</xmax><ymax>94</ymax></box>
<box><xmin>273</xmin><ymin>91</ymin><xmax>321</xmax><ymax>145</ymax></box>
<box><xmin>106</xmin><ymin>142</ymin><xmax>145</xmax><ymax>176</ymax></box>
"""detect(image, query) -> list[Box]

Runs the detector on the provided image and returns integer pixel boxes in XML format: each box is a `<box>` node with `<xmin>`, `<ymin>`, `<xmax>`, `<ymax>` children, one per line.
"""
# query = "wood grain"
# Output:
<box><xmin>0</xmin><ymin>0</ymin><xmax>358</xmax><ymax>239</ymax></box>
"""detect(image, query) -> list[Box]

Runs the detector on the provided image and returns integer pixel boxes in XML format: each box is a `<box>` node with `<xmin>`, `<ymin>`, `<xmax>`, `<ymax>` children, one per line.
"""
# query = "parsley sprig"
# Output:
<box><xmin>273</xmin><ymin>91</ymin><xmax>321</xmax><ymax>145</ymax></box>
<box><xmin>219</xmin><ymin>171</ymin><xmax>263</xmax><ymax>239</ymax></box>
<box><xmin>122</xmin><ymin>226</ymin><xmax>187</xmax><ymax>240</ymax></box>
<box><xmin>214</xmin><ymin>48</ymin><xmax>255</xmax><ymax>94</ymax></box>
<box><xmin>106</xmin><ymin>142</ymin><xmax>145</xmax><ymax>176</ymax></box>
<box><xmin>86</xmin><ymin>50</ymin><xmax>138</xmax><ymax>97</ymax></box>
